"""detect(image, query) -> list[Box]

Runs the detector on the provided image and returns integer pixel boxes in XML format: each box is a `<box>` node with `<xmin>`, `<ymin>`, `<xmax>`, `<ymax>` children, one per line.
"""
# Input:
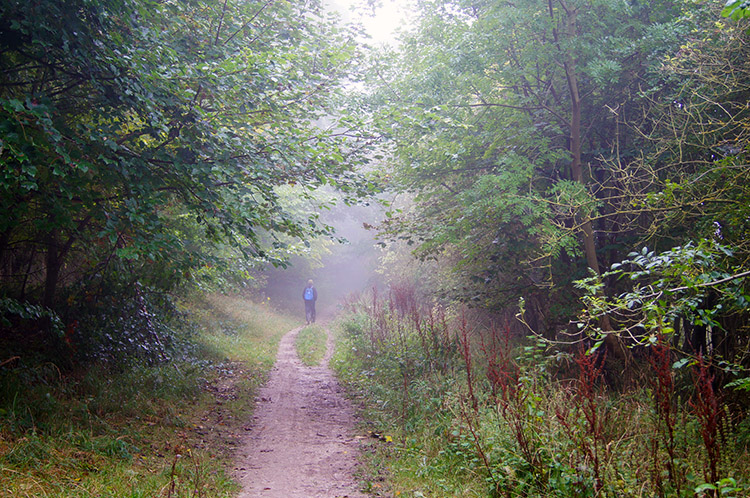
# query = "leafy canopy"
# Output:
<box><xmin>0</xmin><ymin>0</ymin><xmax>377</xmax><ymax>309</ymax></box>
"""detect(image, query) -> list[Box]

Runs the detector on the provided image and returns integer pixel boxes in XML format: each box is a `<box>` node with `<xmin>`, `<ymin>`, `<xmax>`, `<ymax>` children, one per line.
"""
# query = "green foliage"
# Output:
<box><xmin>364</xmin><ymin>0</ymin><xmax>698</xmax><ymax>327</ymax></box>
<box><xmin>573</xmin><ymin>240</ymin><xmax>749</xmax><ymax>363</ymax></box>
<box><xmin>334</xmin><ymin>287</ymin><xmax>750</xmax><ymax>497</ymax></box>
<box><xmin>0</xmin><ymin>0</ymin><xmax>377</xmax><ymax>353</ymax></box>
<box><xmin>363</xmin><ymin>0</ymin><xmax>750</xmax><ymax>364</ymax></box>
<box><xmin>0</xmin><ymin>292</ymin><xmax>294</xmax><ymax>496</ymax></box>
<box><xmin>0</xmin><ymin>297</ymin><xmax>63</xmax><ymax>336</ymax></box>
<box><xmin>356</xmin><ymin>1</ymin><xmax>750</xmax><ymax>491</ymax></box>
<box><xmin>722</xmin><ymin>0</ymin><xmax>750</xmax><ymax>20</ymax></box>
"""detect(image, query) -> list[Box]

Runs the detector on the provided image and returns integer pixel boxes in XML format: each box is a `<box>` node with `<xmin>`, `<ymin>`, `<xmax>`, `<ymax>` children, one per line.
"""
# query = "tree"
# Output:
<box><xmin>0</xmin><ymin>0</ymin><xmax>375</xmax><ymax>342</ymax></box>
<box><xmin>577</xmin><ymin>5</ymin><xmax>750</xmax><ymax>364</ymax></box>
<box><xmin>0</xmin><ymin>0</ymin><xmax>373</xmax><ymax>354</ymax></box>
<box><xmin>367</xmin><ymin>0</ymin><xmax>688</xmax><ymax>334</ymax></box>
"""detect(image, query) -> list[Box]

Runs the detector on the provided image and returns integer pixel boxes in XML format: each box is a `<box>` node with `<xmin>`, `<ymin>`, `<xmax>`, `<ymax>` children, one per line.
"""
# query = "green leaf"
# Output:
<box><xmin>695</xmin><ymin>483</ymin><xmax>717</xmax><ymax>493</ymax></box>
<box><xmin>672</xmin><ymin>358</ymin><xmax>691</xmax><ymax>369</ymax></box>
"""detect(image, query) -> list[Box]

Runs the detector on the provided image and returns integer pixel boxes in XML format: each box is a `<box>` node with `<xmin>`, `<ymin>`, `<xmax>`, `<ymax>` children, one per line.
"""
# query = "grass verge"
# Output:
<box><xmin>0</xmin><ymin>292</ymin><xmax>295</xmax><ymax>497</ymax></box>
<box><xmin>332</xmin><ymin>290</ymin><xmax>750</xmax><ymax>498</ymax></box>
<box><xmin>296</xmin><ymin>324</ymin><xmax>328</xmax><ymax>366</ymax></box>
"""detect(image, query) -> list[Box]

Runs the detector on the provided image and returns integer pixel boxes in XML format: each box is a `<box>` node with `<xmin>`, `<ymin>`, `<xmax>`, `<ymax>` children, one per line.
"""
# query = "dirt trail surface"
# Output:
<box><xmin>235</xmin><ymin>326</ymin><xmax>367</xmax><ymax>498</ymax></box>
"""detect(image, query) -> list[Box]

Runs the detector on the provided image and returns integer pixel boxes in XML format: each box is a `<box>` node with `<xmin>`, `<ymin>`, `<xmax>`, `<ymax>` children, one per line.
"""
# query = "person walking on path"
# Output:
<box><xmin>303</xmin><ymin>279</ymin><xmax>317</xmax><ymax>324</ymax></box>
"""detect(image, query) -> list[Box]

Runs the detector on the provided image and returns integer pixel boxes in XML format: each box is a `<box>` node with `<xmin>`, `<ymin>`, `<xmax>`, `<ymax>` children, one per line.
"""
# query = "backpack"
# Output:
<box><xmin>304</xmin><ymin>287</ymin><xmax>314</xmax><ymax>301</ymax></box>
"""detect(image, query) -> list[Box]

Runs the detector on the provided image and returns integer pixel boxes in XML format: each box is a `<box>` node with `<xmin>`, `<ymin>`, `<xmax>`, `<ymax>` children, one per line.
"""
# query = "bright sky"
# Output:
<box><xmin>326</xmin><ymin>0</ymin><xmax>414</xmax><ymax>45</ymax></box>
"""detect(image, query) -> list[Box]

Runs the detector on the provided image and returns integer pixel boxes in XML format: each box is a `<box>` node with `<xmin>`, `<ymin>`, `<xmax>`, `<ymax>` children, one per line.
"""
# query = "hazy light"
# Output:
<box><xmin>326</xmin><ymin>0</ymin><xmax>414</xmax><ymax>46</ymax></box>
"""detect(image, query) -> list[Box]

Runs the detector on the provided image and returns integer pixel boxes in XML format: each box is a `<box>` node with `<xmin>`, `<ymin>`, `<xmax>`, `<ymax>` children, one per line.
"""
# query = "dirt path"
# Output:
<box><xmin>234</xmin><ymin>326</ymin><xmax>366</xmax><ymax>498</ymax></box>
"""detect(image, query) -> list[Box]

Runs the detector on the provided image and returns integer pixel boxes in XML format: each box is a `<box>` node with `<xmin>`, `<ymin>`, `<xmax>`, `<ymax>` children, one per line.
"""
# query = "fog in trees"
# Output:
<box><xmin>258</xmin><ymin>198</ymin><xmax>386</xmax><ymax>314</ymax></box>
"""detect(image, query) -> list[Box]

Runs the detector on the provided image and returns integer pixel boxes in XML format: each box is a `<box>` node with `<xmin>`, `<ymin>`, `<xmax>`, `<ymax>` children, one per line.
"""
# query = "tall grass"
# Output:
<box><xmin>191</xmin><ymin>292</ymin><xmax>296</xmax><ymax>368</ymax></box>
<box><xmin>332</xmin><ymin>286</ymin><xmax>750</xmax><ymax>498</ymax></box>
<box><xmin>0</xmin><ymin>292</ymin><xmax>295</xmax><ymax>497</ymax></box>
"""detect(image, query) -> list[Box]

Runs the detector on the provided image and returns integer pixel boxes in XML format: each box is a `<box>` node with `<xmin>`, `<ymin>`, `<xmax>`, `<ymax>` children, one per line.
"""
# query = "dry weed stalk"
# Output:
<box><xmin>691</xmin><ymin>354</ymin><xmax>724</xmax><ymax>485</ymax></box>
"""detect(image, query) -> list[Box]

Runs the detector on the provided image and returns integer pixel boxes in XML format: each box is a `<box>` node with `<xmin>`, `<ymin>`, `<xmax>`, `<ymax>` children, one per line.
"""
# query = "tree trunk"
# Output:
<box><xmin>42</xmin><ymin>215</ymin><xmax>91</xmax><ymax>309</ymax></box>
<box><xmin>43</xmin><ymin>231</ymin><xmax>62</xmax><ymax>309</ymax></box>
<box><xmin>558</xmin><ymin>1</ymin><xmax>601</xmax><ymax>277</ymax></box>
<box><xmin>0</xmin><ymin>228</ymin><xmax>10</xmax><ymax>288</ymax></box>
<box><xmin>555</xmin><ymin>0</ymin><xmax>623</xmax><ymax>356</ymax></box>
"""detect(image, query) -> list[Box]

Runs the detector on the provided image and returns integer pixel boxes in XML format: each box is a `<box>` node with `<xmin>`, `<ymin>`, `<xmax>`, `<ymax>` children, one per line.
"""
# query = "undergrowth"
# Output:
<box><xmin>0</xmin><ymin>292</ymin><xmax>295</xmax><ymax>497</ymax></box>
<box><xmin>332</xmin><ymin>286</ymin><xmax>750</xmax><ymax>498</ymax></box>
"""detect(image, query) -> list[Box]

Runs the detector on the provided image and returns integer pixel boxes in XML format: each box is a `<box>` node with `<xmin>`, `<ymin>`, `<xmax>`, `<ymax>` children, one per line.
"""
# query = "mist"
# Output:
<box><xmin>256</xmin><ymin>0</ymin><xmax>411</xmax><ymax>317</ymax></box>
<box><xmin>257</xmin><ymin>200</ymin><xmax>386</xmax><ymax>318</ymax></box>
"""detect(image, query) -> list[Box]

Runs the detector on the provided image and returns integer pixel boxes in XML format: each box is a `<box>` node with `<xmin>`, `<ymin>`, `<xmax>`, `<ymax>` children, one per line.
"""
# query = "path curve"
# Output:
<box><xmin>235</xmin><ymin>326</ymin><xmax>366</xmax><ymax>498</ymax></box>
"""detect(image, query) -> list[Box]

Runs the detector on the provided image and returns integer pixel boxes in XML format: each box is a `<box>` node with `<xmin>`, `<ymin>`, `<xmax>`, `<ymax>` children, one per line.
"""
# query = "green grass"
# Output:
<box><xmin>192</xmin><ymin>292</ymin><xmax>297</xmax><ymax>368</ymax></box>
<box><xmin>296</xmin><ymin>324</ymin><xmax>328</xmax><ymax>366</ymax></box>
<box><xmin>0</xmin><ymin>292</ymin><xmax>295</xmax><ymax>498</ymax></box>
<box><xmin>332</xmin><ymin>294</ymin><xmax>750</xmax><ymax>498</ymax></box>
